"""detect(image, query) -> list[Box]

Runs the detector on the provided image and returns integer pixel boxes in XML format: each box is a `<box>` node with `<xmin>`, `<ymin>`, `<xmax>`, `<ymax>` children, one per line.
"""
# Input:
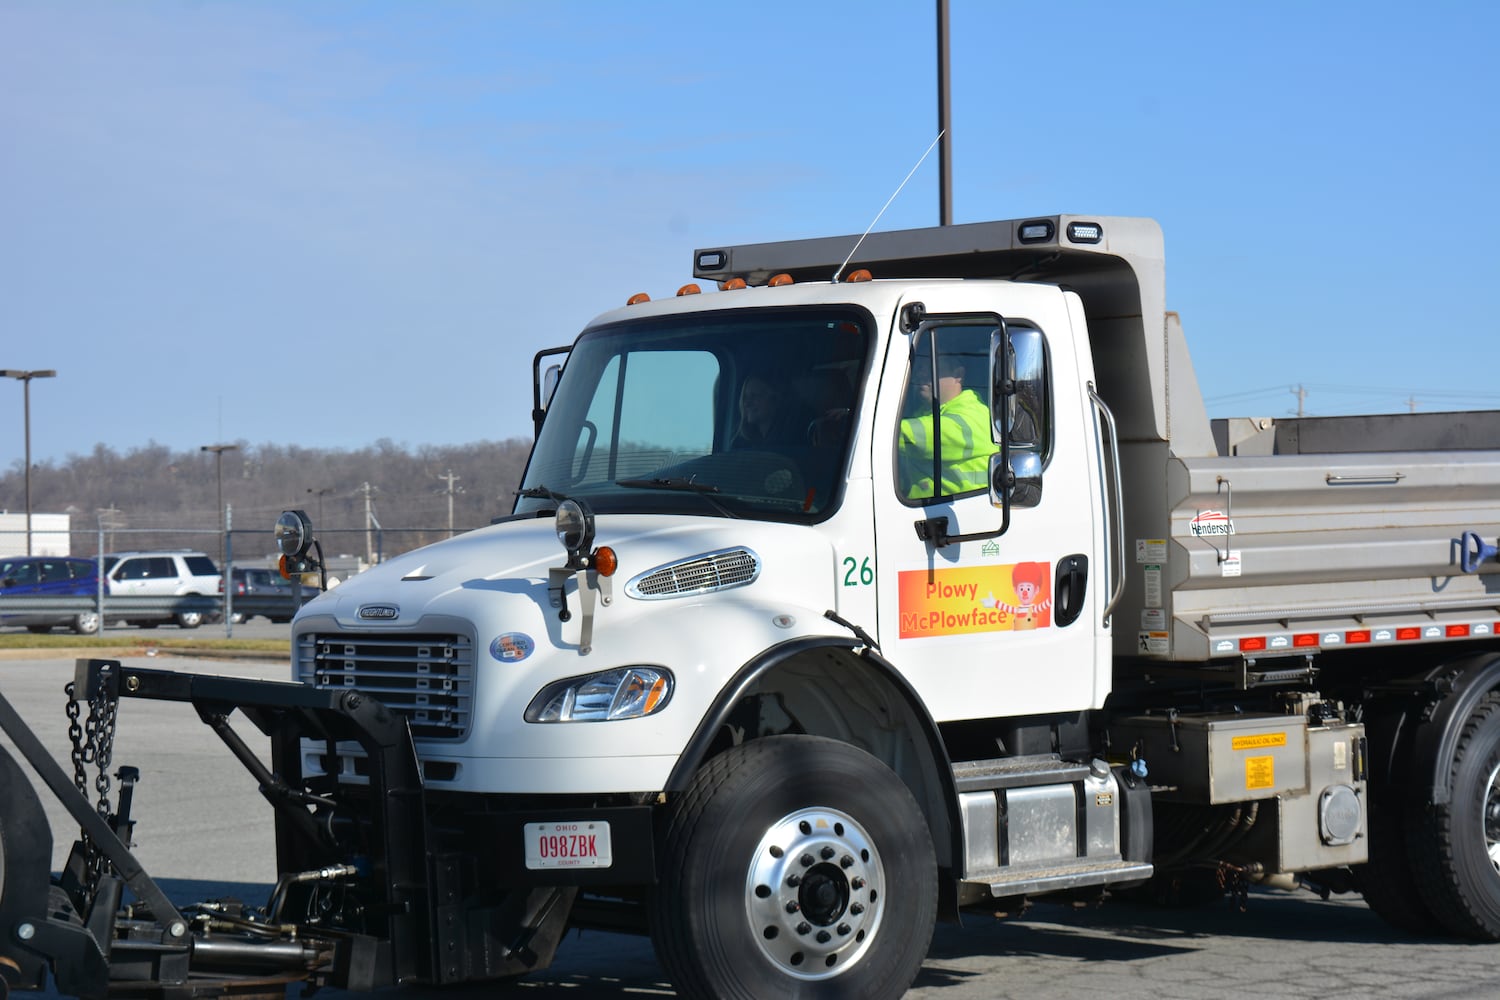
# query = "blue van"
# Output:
<box><xmin>0</xmin><ymin>556</ymin><xmax>101</xmax><ymax>634</ymax></box>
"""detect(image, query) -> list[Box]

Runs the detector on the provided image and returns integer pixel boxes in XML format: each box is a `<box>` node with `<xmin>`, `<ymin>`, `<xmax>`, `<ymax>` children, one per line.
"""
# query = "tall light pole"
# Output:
<box><xmin>2</xmin><ymin>369</ymin><xmax>57</xmax><ymax>556</ymax></box>
<box><xmin>201</xmin><ymin>443</ymin><xmax>239</xmax><ymax>570</ymax></box>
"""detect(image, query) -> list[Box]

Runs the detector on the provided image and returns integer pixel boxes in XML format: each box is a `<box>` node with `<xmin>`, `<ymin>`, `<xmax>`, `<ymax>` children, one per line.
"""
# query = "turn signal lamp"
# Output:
<box><xmin>626</xmin><ymin>292</ymin><xmax>651</xmax><ymax>305</ymax></box>
<box><xmin>593</xmin><ymin>545</ymin><xmax>618</xmax><ymax>577</ymax></box>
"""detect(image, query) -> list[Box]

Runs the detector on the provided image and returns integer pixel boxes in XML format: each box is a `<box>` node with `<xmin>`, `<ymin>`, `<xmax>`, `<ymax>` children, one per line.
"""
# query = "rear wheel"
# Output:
<box><xmin>1356</xmin><ymin>704</ymin><xmax>1446</xmax><ymax>934</ymax></box>
<box><xmin>72</xmin><ymin>611</ymin><xmax>100</xmax><ymax>636</ymax></box>
<box><xmin>175</xmin><ymin>608</ymin><xmax>203</xmax><ymax>629</ymax></box>
<box><xmin>649</xmin><ymin>736</ymin><xmax>936</xmax><ymax>1000</ymax></box>
<box><xmin>1409</xmin><ymin>691</ymin><xmax>1500</xmax><ymax>938</ymax></box>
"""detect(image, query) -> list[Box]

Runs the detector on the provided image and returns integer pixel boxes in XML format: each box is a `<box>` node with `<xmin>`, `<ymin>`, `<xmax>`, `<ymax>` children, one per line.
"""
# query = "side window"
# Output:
<box><xmin>146</xmin><ymin>557</ymin><xmax>176</xmax><ymax>580</ymax></box>
<box><xmin>896</xmin><ymin>322</ymin><xmax>1001</xmax><ymax>503</ymax></box>
<box><xmin>118</xmin><ymin>559</ymin><xmax>147</xmax><ymax>581</ymax></box>
<box><xmin>184</xmin><ymin>556</ymin><xmax>218</xmax><ymax>577</ymax></box>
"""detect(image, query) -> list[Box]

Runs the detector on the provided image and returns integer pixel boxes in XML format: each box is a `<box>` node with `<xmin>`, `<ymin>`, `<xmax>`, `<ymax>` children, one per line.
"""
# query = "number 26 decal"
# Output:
<box><xmin>842</xmin><ymin>556</ymin><xmax>875</xmax><ymax>587</ymax></box>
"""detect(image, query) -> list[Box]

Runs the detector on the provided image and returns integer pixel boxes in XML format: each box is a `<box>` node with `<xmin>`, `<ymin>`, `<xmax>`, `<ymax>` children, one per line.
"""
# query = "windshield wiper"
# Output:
<box><xmin>616</xmin><ymin>477</ymin><xmax>739</xmax><ymax>519</ymax></box>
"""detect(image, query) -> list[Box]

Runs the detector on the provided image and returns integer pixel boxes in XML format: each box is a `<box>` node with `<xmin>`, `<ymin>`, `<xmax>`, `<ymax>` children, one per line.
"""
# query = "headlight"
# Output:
<box><xmin>526</xmin><ymin>667</ymin><xmax>673</xmax><ymax>723</ymax></box>
<box><xmin>555</xmin><ymin>499</ymin><xmax>594</xmax><ymax>554</ymax></box>
<box><xmin>275</xmin><ymin>509</ymin><xmax>314</xmax><ymax>558</ymax></box>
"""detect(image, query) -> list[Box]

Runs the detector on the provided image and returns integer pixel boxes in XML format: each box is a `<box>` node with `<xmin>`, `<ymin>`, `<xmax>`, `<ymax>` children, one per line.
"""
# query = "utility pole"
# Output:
<box><xmin>359</xmin><ymin>481</ymin><xmax>376</xmax><ymax>566</ymax></box>
<box><xmin>202</xmin><ymin>443</ymin><xmax>239</xmax><ymax>571</ymax></box>
<box><xmin>438</xmin><ymin>469</ymin><xmax>462</xmax><ymax>538</ymax></box>
<box><xmin>1291</xmin><ymin>384</ymin><xmax>1308</xmax><ymax>418</ymax></box>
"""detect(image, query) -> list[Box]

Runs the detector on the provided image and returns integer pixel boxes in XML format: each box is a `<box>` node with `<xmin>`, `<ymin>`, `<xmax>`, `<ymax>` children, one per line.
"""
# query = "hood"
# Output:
<box><xmin>305</xmin><ymin>513</ymin><xmax>838</xmax><ymax>632</ymax></box>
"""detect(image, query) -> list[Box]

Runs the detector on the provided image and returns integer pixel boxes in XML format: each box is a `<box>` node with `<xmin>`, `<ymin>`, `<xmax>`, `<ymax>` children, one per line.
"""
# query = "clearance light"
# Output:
<box><xmin>626</xmin><ymin>292</ymin><xmax>650</xmax><ymax>305</ymax></box>
<box><xmin>677</xmin><ymin>283</ymin><xmax>701</xmax><ymax>296</ymax></box>
<box><xmin>1066</xmin><ymin>221</ymin><xmax>1103</xmax><ymax>244</ymax></box>
<box><xmin>768</xmin><ymin>273</ymin><xmax>793</xmax><ymax>286</ymax></box>
<box><xmin>593</xmin><ymin>545</ymin><xmax>618</xmax><ymax>578</ymax></box>
<box><xmin>1017</xmin><ymin>220</ymin><xmax>1055</xmax><ymax>244</ymax></box>
<box><xmin>526</xmin><ymin>666</ymin><xmax>674</xmax><ymax>723</ymax></box>
<box><xmin>843</xmin><ymin>268</ymin><xmax>873</xmax><ymax>283</ymax></box>
<box><xmin>1239</xmin><ymin>636</ymin><xmax>1267</xmax><ymax>652</ymax></box>
<box><xmin>1448</xmin><ymin>624</ymin><xmax>1472</xmax><ymax>638</ymax></box>
<box><xmin>720</xmin><ymin>278</ymin><xmax>748</xmax><ymax>290</ymax></box>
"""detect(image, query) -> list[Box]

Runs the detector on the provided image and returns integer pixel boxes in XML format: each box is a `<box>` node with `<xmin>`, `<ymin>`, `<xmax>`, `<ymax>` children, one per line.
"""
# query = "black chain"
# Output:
<box><xmin>62</xmin><ymin>668</ymin><xmax>120</xmax><ymax>890</ymax></box>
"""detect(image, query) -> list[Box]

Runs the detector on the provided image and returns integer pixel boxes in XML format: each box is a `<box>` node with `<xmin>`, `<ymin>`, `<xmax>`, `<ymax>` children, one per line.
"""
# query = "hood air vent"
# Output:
<box><xmin>625</xmin><ymin>547</ymin><xmax>760</xmax><ymax>600</ymax></box>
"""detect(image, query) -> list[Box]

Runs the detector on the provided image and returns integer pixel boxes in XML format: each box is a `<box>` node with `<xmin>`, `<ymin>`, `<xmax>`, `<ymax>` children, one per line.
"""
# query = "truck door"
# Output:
<box><xmin>872</xmin><ymin>286</ymin><xmax>1106</xmax><ymax>722</ymax></box>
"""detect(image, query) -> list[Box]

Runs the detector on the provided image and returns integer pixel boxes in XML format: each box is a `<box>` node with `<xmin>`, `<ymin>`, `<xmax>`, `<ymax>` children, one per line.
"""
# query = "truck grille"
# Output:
<box><xmin>298</xmin><ymin>632</ymin><xmax>473</xmax><ymax>739</ymax></box>
<box><xmin>625</xmin><ymin>547</ymin><xmax>760</xmax><ymax>600</ymax></box>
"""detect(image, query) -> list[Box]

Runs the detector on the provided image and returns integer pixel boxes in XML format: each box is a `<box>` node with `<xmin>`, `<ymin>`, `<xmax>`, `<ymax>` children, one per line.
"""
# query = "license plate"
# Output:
<box><xmin>524</xmin><ymin>820</ymin><xmax>612</xmax><ymax>870</ymax></box>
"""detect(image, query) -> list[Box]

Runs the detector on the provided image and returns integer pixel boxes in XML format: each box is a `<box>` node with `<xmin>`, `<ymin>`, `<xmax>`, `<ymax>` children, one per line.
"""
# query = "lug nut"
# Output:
<box><xmin>797</xmin><ymin>921</ymin><xmax>811</xmax><ymax>935</ymax></box>
<box><xmin>787</xmin><ymin>874</ymin><xmax>802</xmax><ymax>887</ymax></box>
<box><xmin>851</xmin><ymin>877</ymin><xmax>866</xmax><ymax>890</ymax></box>
<box><xmin>820</xmin><ymin>846</ymin><xmax>836</xmax><ymax>860</ymax></box>
<box><xmin>837</xmin><ymin>923</ymin><xmax>851</xmax><ymax>936</ymax></box>
<box><xmin>816</xmin><ymin>930</ymin><xmax>832</xmax><ymax>944</ymax></box>
<box><xmin>840</xmin><ymin>854</ymin><xmax>854</xmax><ymax>869</ymax></box>
<box><xmin>785</xmin><ymin>901</ymin><xmax>800</xmax><ymax>913</ymax></box>
<box><xmin>850</xmin><ymin>902</ymin><xmax>865</xmax><ymax>915</ymax></box>
<box><xmin>800</xmin><ymin>853</ymin><xmax>814</xmax><ymax>868</ymax></box>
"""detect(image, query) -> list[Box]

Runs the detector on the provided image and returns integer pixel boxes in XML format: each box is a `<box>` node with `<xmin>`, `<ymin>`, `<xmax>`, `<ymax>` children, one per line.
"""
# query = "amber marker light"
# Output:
<box><xmin>593</xmin><ymin>546</ymin><xmax>618</xmax><ymax>577</ymax></box>
<box><xmin>626</xmin><ymin>292</ymin><xmax>651</xmax><ymax>305</ymax></box>
<box><xmin>768</xmin><ymin>273</ymin><xmax>793</xmax><ymax>286</ymax></box>
<box><xmin>677</xmin><ymin>283</ymin><xmax>702</xmax><ymax>296</ymax></box>
<box><xmin>719</xmin><ymin>278</ymin><xmax>747</xmax><ymax>290</ymax></box>
<box><xmin>844</xmin><ymin>268</ymin><xmax>873</xmax><ymax>282</ymax></box>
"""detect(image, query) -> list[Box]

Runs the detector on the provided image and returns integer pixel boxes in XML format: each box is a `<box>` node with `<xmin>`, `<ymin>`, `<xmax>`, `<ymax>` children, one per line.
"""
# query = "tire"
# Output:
<box><xmin>228</xmin><ymin>612</ymin><xmax>246</xmax><ymax>625</ymax></box>
<box><xmin>649</xmin><ymin>735</ymin><xmax>936</xmax><ymax>1000</ymax></box>
<box><xmin>72</xmin><ymin>611</ymin><xmax>100</xmax><ymax>636</ymax></box>
<box><xmin>176</xmin><ymin>610</ymin><xmax>203</xmax><ymax>629</ymax></box>
<box><xmin>1355</xmin><ymin>703</ymin><xmax>1446</xmax><ymax>935</ymax></box>
<box><xmin>23</xmin><ymin>625</ymin><xmax>50</xmax><ymax>635</ymax></box>
<box><xmin>1408</xmin><ymin>691</ymin><xmax>1500</xmax><ymax>939</ymax></box>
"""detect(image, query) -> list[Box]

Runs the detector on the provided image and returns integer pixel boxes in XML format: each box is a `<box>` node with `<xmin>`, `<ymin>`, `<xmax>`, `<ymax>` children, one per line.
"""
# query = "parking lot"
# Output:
<box><xmin>3</xmin><ymin>653</ymin><xmax>1499</xmax><ymax>998</ymax></box>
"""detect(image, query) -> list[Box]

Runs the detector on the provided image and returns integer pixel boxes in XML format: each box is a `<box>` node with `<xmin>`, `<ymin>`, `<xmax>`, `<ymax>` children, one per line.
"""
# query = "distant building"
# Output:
<box><xmin>0</xmin><ymin>512</ymin><xmax>71</xmax><ymax>556</ymax></box>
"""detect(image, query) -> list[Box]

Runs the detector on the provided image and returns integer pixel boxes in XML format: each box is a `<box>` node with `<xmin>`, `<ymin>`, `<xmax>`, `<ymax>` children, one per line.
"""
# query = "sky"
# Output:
<box><xmin>2</xmin><ymin>0</ymin><xmax>1497</xmax><ymax>470</ymax></box>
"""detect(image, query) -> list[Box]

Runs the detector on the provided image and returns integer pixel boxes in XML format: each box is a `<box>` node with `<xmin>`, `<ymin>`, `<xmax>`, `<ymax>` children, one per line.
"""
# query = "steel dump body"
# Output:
<box><xmin>1151</xmin><ymin>433</ymin><xmax>1500</xmax><ymax>664</ymax></box>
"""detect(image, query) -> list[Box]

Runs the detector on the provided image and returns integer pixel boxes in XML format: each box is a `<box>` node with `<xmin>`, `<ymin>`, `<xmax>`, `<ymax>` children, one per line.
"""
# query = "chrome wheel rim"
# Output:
<box><xmin>744</xmin><ymin>806</ymin><xmax>884</xmax><ymax>980</ymax></box>
<box><xmin>1485</xmin><ymin>760</ymin><xmax>1500</xmax><ymax>875</ymax></box>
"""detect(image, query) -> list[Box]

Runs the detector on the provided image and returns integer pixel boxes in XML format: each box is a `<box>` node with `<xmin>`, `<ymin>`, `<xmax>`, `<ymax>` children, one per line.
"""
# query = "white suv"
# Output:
<box><xmin>102</xmin><ymin>551</ymin><xmax>223</xmax><ymax>629</ymax></box>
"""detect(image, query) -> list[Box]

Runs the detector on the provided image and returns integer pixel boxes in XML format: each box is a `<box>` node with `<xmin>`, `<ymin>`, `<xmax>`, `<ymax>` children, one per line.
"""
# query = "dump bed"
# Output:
<box><xmin>1121</xmin><ymin>411</ymin><xmax>1500</xmax><ymax>666</ymax></box>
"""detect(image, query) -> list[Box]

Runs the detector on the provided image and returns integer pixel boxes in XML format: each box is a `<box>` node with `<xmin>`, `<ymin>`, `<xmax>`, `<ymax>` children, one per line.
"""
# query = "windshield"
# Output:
<box><xmin>517</xmin><ymin>306</ymin><xmax>872</xmax><ymax>523</ymax></box>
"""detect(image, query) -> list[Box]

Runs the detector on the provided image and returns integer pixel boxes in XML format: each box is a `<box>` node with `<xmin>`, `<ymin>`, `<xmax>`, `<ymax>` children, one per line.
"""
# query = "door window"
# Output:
<box><xmin>896</xmin><ymin>322</ymin><xmax>1001</xmax><ymax>503</ymax></box>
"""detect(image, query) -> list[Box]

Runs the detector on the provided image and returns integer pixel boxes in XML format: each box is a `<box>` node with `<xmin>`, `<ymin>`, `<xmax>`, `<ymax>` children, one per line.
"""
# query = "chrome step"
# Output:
<box><xmin>951</xmin><ymin>754</ymin><xmax>1092</xmax><ymax>793</ymax></box>
<box><xmin>963</xmin><ymin>859</ymin><xmax>1155</xmax><ymax>898</ymax></box>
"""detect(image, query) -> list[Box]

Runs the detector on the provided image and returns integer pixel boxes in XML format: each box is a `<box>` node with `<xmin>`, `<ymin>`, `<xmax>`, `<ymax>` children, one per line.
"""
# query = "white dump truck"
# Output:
<box><xmin>5</xmin><ymin>214</ymin><xmax>1500</xmax><ymax>999</ymax></box>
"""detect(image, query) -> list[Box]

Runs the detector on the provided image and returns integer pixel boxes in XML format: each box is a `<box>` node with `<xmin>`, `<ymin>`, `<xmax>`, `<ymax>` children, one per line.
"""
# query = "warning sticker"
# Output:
<box><xmin>1245</xmin><ymin>755</ymin><xmax>1275</xmax><ymax>790</ymax></box>
<box><xmin>1231</xmin><ymin>732</ymin><xmax>1288</xmax><ymax>751</ymax></box>
<box><xmin>1136</xmin><ymin>539</ymin><xmax>1167</xmax><ymax>563</ymax></box>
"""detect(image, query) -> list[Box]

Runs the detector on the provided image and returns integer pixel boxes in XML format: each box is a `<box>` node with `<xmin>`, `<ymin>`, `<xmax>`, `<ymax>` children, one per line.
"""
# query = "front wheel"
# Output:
<box><xmin>72</xmin><ymin>611</ymin><xmax>100</xmax><ymax>636</ymax></box>
<box><xmin>176</xmin><ymin>609</ymin><xmax>203</xmax><ymax>629</ymax></box>
<box><xmin>649</xmin><ymin>736</ymin><xmax>936</xmax><ymax>1000</ymax></box>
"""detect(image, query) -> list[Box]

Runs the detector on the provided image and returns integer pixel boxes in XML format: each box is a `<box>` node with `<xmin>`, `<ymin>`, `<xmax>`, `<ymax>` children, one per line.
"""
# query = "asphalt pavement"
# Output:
<box><xmin>3</xmin><ymin>652</ymin><xmax>1498</xmax><ymax>999</ymax></box>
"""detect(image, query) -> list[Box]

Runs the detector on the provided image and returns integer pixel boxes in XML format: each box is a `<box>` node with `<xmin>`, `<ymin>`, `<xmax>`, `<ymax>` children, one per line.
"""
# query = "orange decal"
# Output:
<box><xmin>898</xmin><ymin>562</ymin><xmax>1052</xmax><ymax>639</ymax></box>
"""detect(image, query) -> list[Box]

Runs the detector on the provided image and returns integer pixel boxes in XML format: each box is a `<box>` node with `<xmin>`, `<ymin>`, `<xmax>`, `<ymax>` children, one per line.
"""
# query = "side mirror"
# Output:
<box><xmin>998</xmin><ymin>327</ymin><xmax>1046</xmax><ymax>450</ymax></box>
<box><xmin>542</xmin><ymin>363</ymin><xmax>563</xmax><ymax>410</ymax></box>
<box><xmin>989</xmin><ymin>451</ymin><xmax>1043</xmax><ymax>508</ymax></box>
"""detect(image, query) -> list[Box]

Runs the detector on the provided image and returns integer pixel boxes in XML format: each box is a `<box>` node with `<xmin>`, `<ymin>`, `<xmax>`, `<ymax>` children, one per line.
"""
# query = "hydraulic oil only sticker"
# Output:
<box><xmin>898</xmin><ymin>563</ymin><xmax>1051</xmax><ymax>639</ymax></box>
<box><xmin>491</xmin><ymin>632</ymin><xmax>535</xmax><ymax>662</ymax></box>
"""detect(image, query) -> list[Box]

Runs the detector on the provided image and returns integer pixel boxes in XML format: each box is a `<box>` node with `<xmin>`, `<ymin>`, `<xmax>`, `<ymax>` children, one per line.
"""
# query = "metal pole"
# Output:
<box><xmin>937</xmin><ymin>0</ymin><xmax>952</xmax><ymax>226</ymax></box>
<box><xmin>1</xmin><ymin>369</ymin><xmax>57</xmax><ymax>556</ymax></box>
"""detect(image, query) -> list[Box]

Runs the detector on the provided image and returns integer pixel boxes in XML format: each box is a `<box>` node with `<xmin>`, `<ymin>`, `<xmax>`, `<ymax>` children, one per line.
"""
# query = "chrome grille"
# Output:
<box><xmin>625</xmin><ymin>547</ymin><xmax>760</xmax><ymax>600</ymax></box>
<box><xmin>298</xmin><ymin>632</ymin><xmax>473</xmax><ymax>739</ymax></box>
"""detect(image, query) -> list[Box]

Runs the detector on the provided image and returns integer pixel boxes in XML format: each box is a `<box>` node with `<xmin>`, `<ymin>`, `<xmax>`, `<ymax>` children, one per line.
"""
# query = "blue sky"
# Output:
<box><xmin>2</xmin><ymin>1</ymin><xmax>1497</xmax><ymax>469</ymax></box>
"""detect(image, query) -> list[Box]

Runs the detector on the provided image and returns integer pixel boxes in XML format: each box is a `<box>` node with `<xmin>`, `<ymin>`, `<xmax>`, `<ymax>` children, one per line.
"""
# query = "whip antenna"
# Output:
<box><xmin>832</xmin><ymin>130</ymin><xmax>945</xmax><ymax>283</ymax></box>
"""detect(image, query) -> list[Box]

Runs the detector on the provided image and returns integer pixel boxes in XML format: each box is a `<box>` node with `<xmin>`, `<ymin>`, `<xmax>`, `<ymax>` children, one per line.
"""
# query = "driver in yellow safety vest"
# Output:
<box><xmin>898</xmin><ymin>359</ymin><xmax>999</xmax><ymax>500</ymax></box>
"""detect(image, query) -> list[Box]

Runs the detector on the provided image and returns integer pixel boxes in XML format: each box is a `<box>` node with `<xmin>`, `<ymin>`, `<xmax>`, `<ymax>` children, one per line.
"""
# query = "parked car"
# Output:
<box><xmin>223</xmin><ymin>566</ymin><xmax>320</xmax><ymax>624</ymax></box>
<box><xmin>0</xmin><ymin>555</ymin><xmax>101</xmax><ymax>635</ymax></box>
<box><xmin>101</xmin><ymin>551</ymin><xmax>222</xmax><ymax>629</ymax></box>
